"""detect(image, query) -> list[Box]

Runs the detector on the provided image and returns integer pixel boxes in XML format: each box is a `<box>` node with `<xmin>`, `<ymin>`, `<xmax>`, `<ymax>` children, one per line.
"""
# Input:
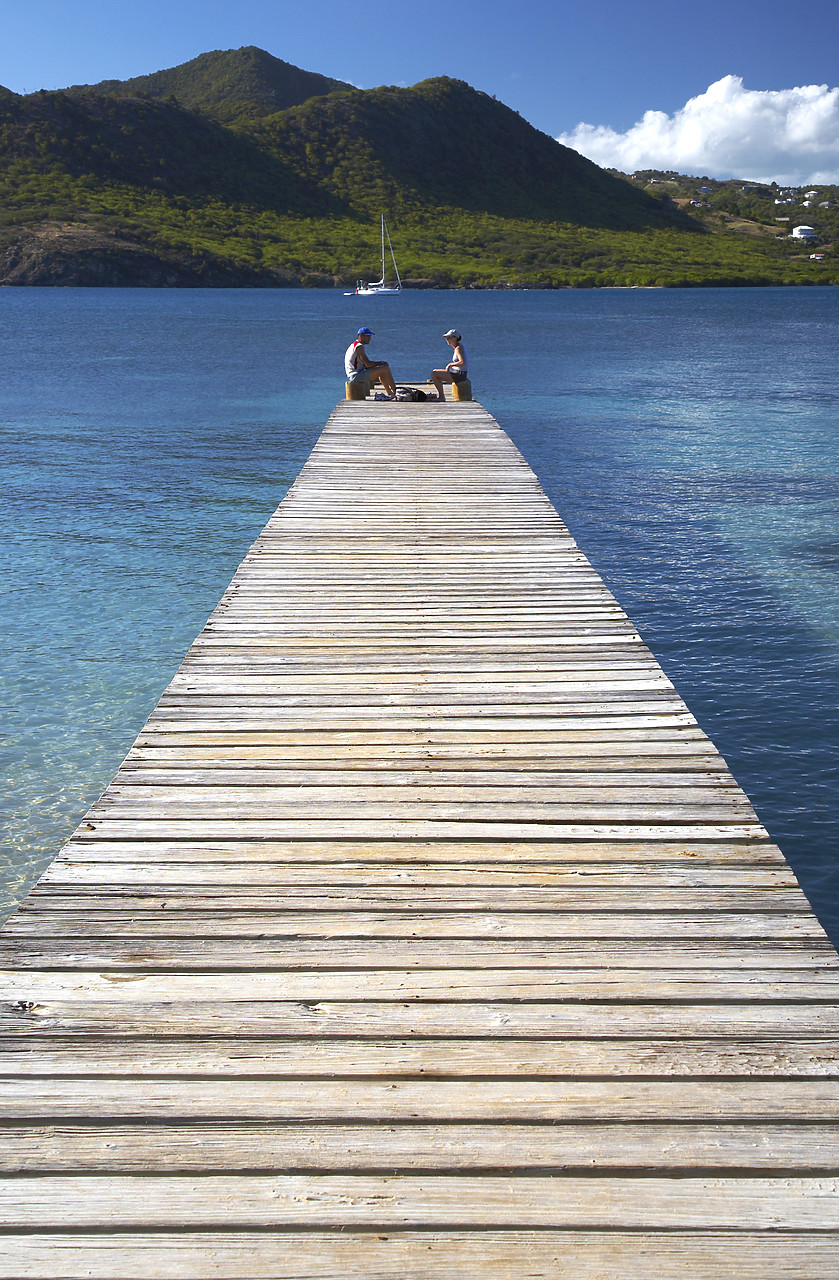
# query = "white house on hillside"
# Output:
<box><xmin>791</xmin><ymin>225</ymin><xmax>817</xmax><ymax>240</ymax></box>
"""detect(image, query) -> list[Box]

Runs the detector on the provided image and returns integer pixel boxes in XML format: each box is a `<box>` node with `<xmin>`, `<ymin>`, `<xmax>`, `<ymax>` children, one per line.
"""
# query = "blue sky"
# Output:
<box><xmin>4</xmin><ymin>0</ymin><xmax>839</xmax><ymax>180</ymax></box>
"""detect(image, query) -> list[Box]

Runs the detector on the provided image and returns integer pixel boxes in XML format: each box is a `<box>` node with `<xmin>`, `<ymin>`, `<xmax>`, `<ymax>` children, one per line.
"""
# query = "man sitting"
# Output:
<box><xmin>344</xmin><ymin>327</ymin><xmax>397</xmax><ymax>397</ymax></box>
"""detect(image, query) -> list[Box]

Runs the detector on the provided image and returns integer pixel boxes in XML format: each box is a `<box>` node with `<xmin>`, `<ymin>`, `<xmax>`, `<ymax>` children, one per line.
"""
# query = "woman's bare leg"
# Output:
<box><xmin>430</xmin><ymin>369</ymin><xmax>453</xmax><ymax>401</ymax></box>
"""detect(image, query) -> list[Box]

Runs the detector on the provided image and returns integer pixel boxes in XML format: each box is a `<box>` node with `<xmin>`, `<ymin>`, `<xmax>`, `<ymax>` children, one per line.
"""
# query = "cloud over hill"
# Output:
<box><xmin>558</xmin><ymin>76</ymin><xmax>839</xmax><ymax>184</ymax></box>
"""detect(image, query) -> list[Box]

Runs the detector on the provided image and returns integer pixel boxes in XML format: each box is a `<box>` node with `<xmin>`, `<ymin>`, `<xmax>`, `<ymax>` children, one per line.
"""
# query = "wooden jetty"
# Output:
<box><xmin>1</xmin><ymin>398</ymin><xmax>838</xmax><ymax>1277</ymax></box>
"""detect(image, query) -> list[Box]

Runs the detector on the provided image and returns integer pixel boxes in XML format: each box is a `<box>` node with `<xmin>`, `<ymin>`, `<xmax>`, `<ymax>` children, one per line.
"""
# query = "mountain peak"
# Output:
<box><xmin>63</xmin><ymin>46</ymin><xmax>352</xmax><ymax>125</ymax></box>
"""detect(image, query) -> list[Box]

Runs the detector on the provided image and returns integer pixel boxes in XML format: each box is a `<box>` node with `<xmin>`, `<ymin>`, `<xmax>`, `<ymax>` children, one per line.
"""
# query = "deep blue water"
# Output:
<box><xmin>1</xmin><ymin>286</ymin><xmax>837</xmax><ymax>942</ymax></box>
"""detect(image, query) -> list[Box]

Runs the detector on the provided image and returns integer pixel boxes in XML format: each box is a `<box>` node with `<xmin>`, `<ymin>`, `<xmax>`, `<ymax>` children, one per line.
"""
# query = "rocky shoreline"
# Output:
<box><xmin>0</xmin><ymin>222</ymin><xmax>453</xmax><ymax>288</ymax></box>
<box><xmin>0</xmin><ymin>222</ymin><xmax>294</xmax><ymax>287</ymax></box>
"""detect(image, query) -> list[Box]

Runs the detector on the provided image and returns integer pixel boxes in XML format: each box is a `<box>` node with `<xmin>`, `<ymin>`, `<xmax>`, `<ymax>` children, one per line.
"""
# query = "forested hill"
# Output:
<box><xmin>252</xmin><ymin>76</ymin><xmax>677</xmax><ymax>228</ymax></box>
<box><xmin>63</xmin><ymin>46</ymin><xmax>353</xmax><ymax>126</ymax></box>
<box><xmin>1</xmin><ymin>46</ymin><xmax>835</xmax><ymax>287</ymax></box>
<box><xmin>2</xmin><ymin>61</ymin><xmax>675</xmax><ymax>231</ymax></box>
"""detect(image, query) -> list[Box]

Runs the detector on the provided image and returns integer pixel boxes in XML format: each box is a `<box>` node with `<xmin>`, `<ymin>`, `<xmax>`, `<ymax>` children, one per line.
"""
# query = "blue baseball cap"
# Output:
<box><xmin>357</xmin><ymin>326</ymin><xmax>374</xmax><ymax>336</ymax></box>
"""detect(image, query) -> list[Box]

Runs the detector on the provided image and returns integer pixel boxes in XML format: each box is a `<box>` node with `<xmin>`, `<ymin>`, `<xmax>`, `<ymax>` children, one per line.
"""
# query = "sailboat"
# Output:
<box><xmin>346</xmin><ymin>215</ymin><xmax>403</xmax><ymax>295</ymax></box>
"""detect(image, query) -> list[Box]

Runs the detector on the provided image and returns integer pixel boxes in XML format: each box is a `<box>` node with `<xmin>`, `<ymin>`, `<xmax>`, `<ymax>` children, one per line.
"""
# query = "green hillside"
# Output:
<box><xmin>0</xmin><ymin>89</ymin><xmax>338</xmax><ymax>211</ymax></box>
<box><xmin>1</xmin><ymin>48</ymin><xmax>836</xmax><ymax>287</ymax></box>
<box><xmin>64</xmin><ymin>46</ymin><xmax>352</xmax><ymax>126</ymax></box>
<box><xmin>252</xmin><ymin>77</ymin><xmax>686</xmax><ymax>230</ymax></box>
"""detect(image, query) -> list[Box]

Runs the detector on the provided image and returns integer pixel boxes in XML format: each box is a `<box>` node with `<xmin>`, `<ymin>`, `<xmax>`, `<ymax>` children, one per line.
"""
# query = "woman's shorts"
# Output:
<box><xmin>450</xmin><ymin>368</ymin><xmax>468</xmax><ymax>382</ymax></box>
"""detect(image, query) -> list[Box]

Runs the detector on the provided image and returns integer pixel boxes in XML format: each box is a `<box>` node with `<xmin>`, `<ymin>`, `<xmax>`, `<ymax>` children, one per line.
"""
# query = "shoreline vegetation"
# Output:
<box><xmin>1</xmin><ymin>47</ymin><xmax>837</xmax><ymax>289</ymax></box>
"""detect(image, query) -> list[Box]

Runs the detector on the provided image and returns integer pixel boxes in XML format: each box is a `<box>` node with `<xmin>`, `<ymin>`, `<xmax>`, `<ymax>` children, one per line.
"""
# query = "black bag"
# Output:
<box><xmin>395</xmin><ymin>386</ymin><xmax>428</xmax><ymax>402</ymax></box>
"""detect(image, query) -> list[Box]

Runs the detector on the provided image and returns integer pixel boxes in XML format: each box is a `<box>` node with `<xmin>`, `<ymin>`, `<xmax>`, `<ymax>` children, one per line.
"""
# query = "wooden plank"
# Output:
<box><xmin>1</xmin><ymin>1174</ymin><xmax>837</xmax><ymax>1228</ymax></box>
<box><xmin>4</xmin><ymin>1122</ymin><xmax>839</xmax><ymax>1172</ymax></box>
<box><xmin>17</xmin><ymin>867</ymin><xmax>806</xmax><ymax>892</ymax></box>
<box><xmin>1</xmin><ymin>938</ymin><xmax>830</xmax><ymax>970</ymax></box>
<box><xmin>6</xmin><ymin>909</ymin><xmax>820</xmax><ymax>940</ymax></box>
<box><xmin>128</xmin><ymin>726</ymin><xmax>714</xmax><ymax>742</ymax></box>
<box><xmin>110</xmin><ymin>767</ymin><xmax>732</xmax><ymax>785</ymax></box>
<box><xmin>2</xmin><ymin>1037</ymin><xmax>836</xmax><ymax>1077</ymax></box>
<box><xmin>60</xmin><ymin>821</ymin><xmax>773</xmax><ymax>842</ymax></box>
<box><xmin>18</xmin><ymin>885</ymin><xmax>807</xmax><ymax>909</ymax></box>
<box><xmin>7</xmin><ymin>967</ymin><xmax>839</xmax><ymax>1003</ymax></box>
<box><xmin>3</xmin><ymin>1077</ymin><xmax>839</xmax><ymax>1121</ymax></box>
<box><xmin>47</xmin><ymin>838</ymin><xmax>789</xmax><ymax>863</ymax></box>
<box><xmin>2</xmin><ymin>1231</ymin><xmax>837</xmax><ymax>1280</ymax></box>
<box><xmin>4</xmin><ymin>1001</ymin><xmax>838</xmax><ymax>1038</ymax></box>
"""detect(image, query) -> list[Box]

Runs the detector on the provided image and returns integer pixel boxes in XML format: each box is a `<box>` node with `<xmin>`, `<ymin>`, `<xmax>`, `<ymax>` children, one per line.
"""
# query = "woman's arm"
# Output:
<box><xmin>447</xmin><ymin>342</ymin><xmax>465</xmax><ymax>371</ymax></box>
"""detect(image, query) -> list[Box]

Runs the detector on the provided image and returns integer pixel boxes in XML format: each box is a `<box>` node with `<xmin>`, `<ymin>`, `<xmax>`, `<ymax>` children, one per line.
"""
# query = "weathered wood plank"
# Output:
<box><xmin>1</xmin><ymin>1174</ymin><xmax>837</xmax><ymax>1228</ymax></box>
<box><xmin>4</xmin><ymin>1121</ymin><xmax>838</xmax><ymax>1172</ymax></box>
<box><xmin>105</xmin><ymin>768</ymin><xmax>736</xmax><ymax>788</ymax></box>
<box><xmin>6</xmin><ymin>938</ymin><xmax>828</xmax><ymax>971</ymax></box>
<box><xmin>2</xmin><ymin>1231</ymin><xmax>837</xmax><ymax>1280</ymax></box>
<box><xmin>6</xmin><ymin>908</ymin><xmax>819</xmax><ymax>940</ymax></box>
<box><xmin>133</xmin><ymin>725</ymin><xmax>708</xmax><ymax>742</ymax></box>
<box><xmin>3</xmin><ymin>1077</ymin><xmax>839</xmax><ymax>1121</ymax></box>
<box><xmin>6</xmin><ymin>967</ymin><xmax>839</xmax><ymax>1003</ymax></box>
<box><xmin>60</xmin><ymin>820</ymin><xmax>773</xmax><ymax>842</ymax></box>
<box><xmin>18</xmin><ymin>885</ymin><xmax>807</xmax><ymax>910</ymax></box>
<box><xmin>2</xmin><ymin>1037</ymin><xmax>835</xmax><ymax>1076</ymax></box>
<box><xmin>48</xmin><ymin>837</ymin><xmax>789</xmax><ymax>863</ymax></box>
<box><xmin>39</xmin><ymin>863</ymin><xmax>795</xmax><ymax>890</ymax></box>
<box><xmin>4</xmin><ymin>1000</ymin><xmax>838</xmax><ymax>1038</ymax></box>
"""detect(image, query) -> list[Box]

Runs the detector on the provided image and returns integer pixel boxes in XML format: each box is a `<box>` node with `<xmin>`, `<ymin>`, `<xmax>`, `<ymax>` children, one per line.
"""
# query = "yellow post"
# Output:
<box><xmin>452</xmin><ymin>378</ymin><xmax>472</xmax><ymax>402</ymax></box>
<box><xmin>345</xmin><ymin>380</ymin><xmax>368</xmax><ymax>401</ymax></box>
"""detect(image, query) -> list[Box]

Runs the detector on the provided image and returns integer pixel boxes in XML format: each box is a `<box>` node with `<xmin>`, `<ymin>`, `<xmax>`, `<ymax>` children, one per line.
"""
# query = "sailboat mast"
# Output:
<box><xmin>381</xmin><ymin>214</ymin><xmax>386</xmax><ymax>283</ymax></box>
<box><xmin>383</xmin><ymin>217</ymin><xmax>402</xmax><ymax>289</ymax></box>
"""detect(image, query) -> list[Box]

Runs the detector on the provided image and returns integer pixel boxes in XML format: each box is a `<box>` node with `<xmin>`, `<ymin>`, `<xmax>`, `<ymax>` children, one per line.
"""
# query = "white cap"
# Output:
<box><xmin>443</xmin><ymin>329</ymin><xmax>460</xmax><ymax>338</ymax></box>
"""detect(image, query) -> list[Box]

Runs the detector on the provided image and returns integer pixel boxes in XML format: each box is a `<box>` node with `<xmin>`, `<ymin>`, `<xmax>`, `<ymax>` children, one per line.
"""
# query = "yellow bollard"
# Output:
<box><xmin>345</xmin><ymin>380</ymin><xmax>368</xmax><ymax>401</ymax></box>
<box><xmin>452</xmin><ymin>378</ymin><xmax>472</xmax><ymax>402</ymax></box>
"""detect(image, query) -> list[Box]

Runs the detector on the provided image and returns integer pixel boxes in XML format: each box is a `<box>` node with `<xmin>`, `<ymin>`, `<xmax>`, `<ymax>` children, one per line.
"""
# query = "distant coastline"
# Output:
<box><xmin>2</xmin><ymin>50</ymin><xmax>836</xmax><ymax>289</ymax></box>
<box><xmin>2</xmin><ymin>210</ymin><xmax>834</xmax><ymax>290</ymax></box>
<box><xmin>1</xmin><ymin>224</ymin><xmax>836</xmax><ymax>290</ymax></box>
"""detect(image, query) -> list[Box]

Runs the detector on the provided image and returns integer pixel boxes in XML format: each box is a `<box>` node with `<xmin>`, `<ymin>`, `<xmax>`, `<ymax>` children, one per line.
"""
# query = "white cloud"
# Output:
<box><xmin>557</xmin><ymin>76</ymin><xmax>839</xmax><ymax>184</ymax></box>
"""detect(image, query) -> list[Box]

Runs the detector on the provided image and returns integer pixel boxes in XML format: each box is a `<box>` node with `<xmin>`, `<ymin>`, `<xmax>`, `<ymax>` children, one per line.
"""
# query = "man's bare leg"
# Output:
<box><xmin>370</xmin><ymin>365</ymin><xmax>397</xmax><ymax>396</ymax></box>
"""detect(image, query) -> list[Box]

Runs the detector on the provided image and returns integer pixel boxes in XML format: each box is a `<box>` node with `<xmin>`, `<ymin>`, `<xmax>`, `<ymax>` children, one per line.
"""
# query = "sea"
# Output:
<box><xmin>2</xmin><ymin>285</ymin><xmax>838</xmax><ymax>943</ymax></box>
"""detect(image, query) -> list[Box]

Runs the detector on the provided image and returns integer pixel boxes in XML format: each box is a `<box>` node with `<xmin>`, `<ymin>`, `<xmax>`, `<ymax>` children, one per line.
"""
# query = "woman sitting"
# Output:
<box><xmin>430</xmin><ymin>329</ymin><xmax>468</xmax><ymax>401</ymax></box>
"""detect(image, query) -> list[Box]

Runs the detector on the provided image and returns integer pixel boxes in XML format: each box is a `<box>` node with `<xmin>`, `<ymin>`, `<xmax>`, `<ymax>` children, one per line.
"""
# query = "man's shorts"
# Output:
<box><xmin>347</xmin><ymin>370</ymin><xmax>370</xmax><ymax>384</ymax></box>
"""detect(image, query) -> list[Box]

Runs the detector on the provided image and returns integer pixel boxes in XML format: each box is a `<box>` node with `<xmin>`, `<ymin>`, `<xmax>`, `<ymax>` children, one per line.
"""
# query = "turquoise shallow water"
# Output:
<box><xmin>1</xmin><ymin>286</ymin><xmax>838</xmax><ymax>940</ymax></box>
